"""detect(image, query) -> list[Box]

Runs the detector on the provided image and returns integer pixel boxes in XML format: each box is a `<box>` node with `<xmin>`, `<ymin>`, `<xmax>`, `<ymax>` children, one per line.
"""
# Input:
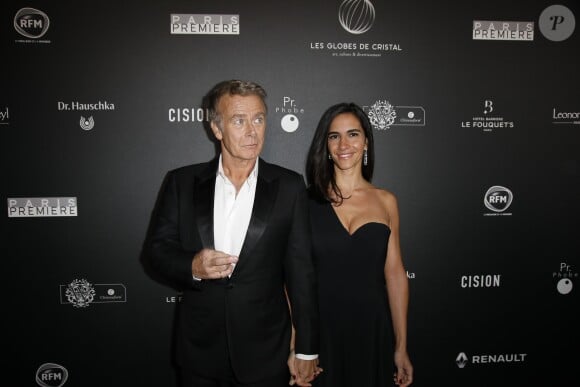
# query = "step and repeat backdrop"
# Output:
<box><xmin>4</xmin><ymin>0</ymin><xmax>579</xmax><ymax>386</ymax></box>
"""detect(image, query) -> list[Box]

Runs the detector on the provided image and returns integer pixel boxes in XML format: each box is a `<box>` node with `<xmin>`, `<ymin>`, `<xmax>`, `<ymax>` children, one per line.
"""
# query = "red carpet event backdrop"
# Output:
<box><xmin>4</xmin><ymin>1</ymin><xmax>579</xmax><ymax>386</ymax></box>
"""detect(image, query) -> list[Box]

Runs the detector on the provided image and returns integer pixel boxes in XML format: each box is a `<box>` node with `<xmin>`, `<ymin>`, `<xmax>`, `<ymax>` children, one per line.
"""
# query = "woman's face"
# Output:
<box><xmin>327</xmin><ymin>112</ymin><xmax>367</xmax><ymax>172</ymax></box>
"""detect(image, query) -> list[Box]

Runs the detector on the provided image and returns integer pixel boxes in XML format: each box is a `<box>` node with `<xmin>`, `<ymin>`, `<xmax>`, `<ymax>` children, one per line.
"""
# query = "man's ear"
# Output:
<box><xmin>210</xmin><ymin>121</ymin><xmax>223</xmax><ymax>141</ymax></box>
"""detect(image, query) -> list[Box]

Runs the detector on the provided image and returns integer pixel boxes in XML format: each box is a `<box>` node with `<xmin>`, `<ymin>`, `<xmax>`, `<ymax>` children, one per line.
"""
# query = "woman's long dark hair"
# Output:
<box><xmin>306</xmin><ymin>102</ymin><xmax>374</xmax><ymax>204</ymax></box>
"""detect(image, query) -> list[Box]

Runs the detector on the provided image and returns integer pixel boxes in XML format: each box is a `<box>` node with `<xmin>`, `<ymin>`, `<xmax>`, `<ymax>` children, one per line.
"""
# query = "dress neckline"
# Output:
<box><xmin>327</xmin><ymin>202</ymin><xmax>390</xmax><ymax>237</ymax></box>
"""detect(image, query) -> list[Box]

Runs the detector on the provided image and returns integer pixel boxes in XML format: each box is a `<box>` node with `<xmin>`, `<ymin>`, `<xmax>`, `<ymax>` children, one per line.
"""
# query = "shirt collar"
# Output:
<box><xmin>217</xmin><ymin>154</ymin><xmax>259</xmax><ymax>188</ymax></box>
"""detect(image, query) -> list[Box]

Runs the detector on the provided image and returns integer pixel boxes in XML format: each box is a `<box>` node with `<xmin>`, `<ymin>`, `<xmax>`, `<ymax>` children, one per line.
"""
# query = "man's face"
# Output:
<box><xmin>211</xmin><ymin>94</ymin><xmax>266</xmax><ymax>162</ymax></box>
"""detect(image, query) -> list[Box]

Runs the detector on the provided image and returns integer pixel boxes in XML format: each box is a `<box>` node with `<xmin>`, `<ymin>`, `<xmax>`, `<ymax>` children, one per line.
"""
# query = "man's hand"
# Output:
<box><xmin>289</xmin><ymin>357</ymin><xmax>322</xmax><ymax>386</ymax></box>
<box><xmin>191</xmin><ymin>248</ymin><xmax>238</xmax><ymax>279</ymax></box>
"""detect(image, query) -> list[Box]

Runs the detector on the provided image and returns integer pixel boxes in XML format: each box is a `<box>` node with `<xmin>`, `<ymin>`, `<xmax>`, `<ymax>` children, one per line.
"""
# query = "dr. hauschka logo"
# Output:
<box><xmin>552</xmin><ymin>107</ymin><xmax>580</xmax><ymax>125</ymax></box>
<box><xmin>7</xmin><ymin>197</ymin><xmax>77</xmax><ymax>218</ymax></box>
<box><xmin>363</xmin><ymin>100</ymin><xmax>425</xmax><ymax>130</ymax></box>
<box><xmin>483</xmin><ymin>186</ymin><xmax>513</xmax><ymax>216</ymax></box>
<box><xmin>170</xmin><ymin>14</ymin><xmax>239</xmax><ymax>35</ymax></box>
<box><xmin>57</xmin><ymin>100</ymin><xmax>115</xmax><ymax>131</ymax></box>
<box><xmin>36</xmin><ymin>363</ymin><xmax>68</xmax><ymax>387</ymax></box>
<box><xmin>539</xmin><ymin>5</ymin><xmax>576</xmax><ymax>42</ymax></box>
<box><xmin>57</xmin><ymin>101</ymin><xmax>115</xmax><ymax>111</ymax></box>
<box><xmin>274</xmin><ymin>96</ymin><xmax>305</xmax><ymax>133</ymax></box>
<box><xmin>60</xmin><ymin>279</ymin><xmax>127</xmax><ymax>307</ymax></box>
<box><xmin>473</xmin><ymin>20</ymin><xmax>534</xmax><ymax>41</ymax></box>
<box><xmin>168</xmin><ymin>107</ymin><xmax>209</xmax><ymax>123</ymax></box>
<box><xmin>80</xmin><ymin>116</ymin><xmax>94</xmax><ymax>130</ymax></box>
<box><xmin>455</xmin><ymin>351</ymin><xmax>527</xmax><ymax>368</ymax></box>
<box><xmin>339</xmin><ymin>0</ymin><xmax>375</xmax><ymax>34</ymax></box>
<box><xmin>0</xmin><ymin>107</ymin><xmax>9</xmax><ymax>125</ymax></box>
<box><xmin>553</xmin><ymin>262</ymin><xmax>577</xmax><ymax>295</ymax></box>
<box><xmin>14</xmin><ymin>7</ymin><xmax>50</xmax><ymax>43</ymax></box>
<box><xmin>461</xmin><ymin>100</ymin><xmax>515</xmax><ymax>132</ymax></box>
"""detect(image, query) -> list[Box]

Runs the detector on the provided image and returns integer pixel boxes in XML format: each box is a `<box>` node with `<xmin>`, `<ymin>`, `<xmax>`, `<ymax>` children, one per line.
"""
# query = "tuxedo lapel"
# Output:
<box><xmin>233</xmin><ymin>161</ymin><xmax>278</xmax><ymax>276</ymax></box>
<box><xmin>194</xmin><ymin>160</ymin><xmax>218</xmax><ymax>249</ymax></box>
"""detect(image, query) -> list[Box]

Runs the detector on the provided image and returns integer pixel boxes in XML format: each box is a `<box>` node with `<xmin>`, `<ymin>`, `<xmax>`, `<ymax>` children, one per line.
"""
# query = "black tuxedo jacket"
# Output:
<box><xmin>149</xmin><ymin>157</ymin><xmax>318</xmax><ymax>383</ymax></box>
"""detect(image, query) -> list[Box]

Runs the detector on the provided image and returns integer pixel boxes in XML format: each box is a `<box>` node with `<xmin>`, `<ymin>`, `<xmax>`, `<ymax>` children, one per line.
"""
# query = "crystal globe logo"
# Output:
<box><xmin>338</xmin><ymin>0</ymin><xmax>375</xmax><ymax>35</ymax></box>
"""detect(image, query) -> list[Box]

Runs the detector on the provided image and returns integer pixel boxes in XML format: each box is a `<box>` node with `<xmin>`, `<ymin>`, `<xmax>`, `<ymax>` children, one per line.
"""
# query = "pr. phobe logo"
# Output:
<box><xmin>484</xmin><ymin>186</ymin><xmax>513</xmax><ymax>215</ymax></box>
<box><xmin>36</xmin><ymin>363</ymin><xmax>68</xmax><ymax>387</ymax></box>
<box><xmin>339</xmin><ymin>0</ymin><xmax>375</xmax><ymax>34</ymax></box>
<box><xmin>275</xmin><ymin>97</ymin><xmax>305</xmax><ymax>133</ymax></box>
<box><xmin>553</xmin><ymin>262</ymin><xmax>577</xmax><ymax>295</ymax></box>
<box><xmin>14</xmin><ymin>8</ymin><xmax>50</xmax><ymax>39</ymax></box>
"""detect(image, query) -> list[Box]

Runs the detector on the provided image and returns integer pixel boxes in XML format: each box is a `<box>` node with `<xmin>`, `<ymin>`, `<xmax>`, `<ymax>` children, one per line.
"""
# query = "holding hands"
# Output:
<box><xmin>287</xmin><ymin>350</ymin><xmax>323</xmax><ymax>386</ymax></box>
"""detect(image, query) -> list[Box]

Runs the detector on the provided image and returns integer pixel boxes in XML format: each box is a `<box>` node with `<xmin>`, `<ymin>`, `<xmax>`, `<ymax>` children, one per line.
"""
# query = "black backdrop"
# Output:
<box><xmin>4</xmin><ymin>1</ymin><xmax>579</xmax><ymax>386</ymax></box>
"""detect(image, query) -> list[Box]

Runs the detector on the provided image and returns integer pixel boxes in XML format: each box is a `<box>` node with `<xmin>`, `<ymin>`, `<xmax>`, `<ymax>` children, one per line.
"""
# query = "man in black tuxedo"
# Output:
<box><xmin>148</xmin><ymin>80</ymin><xmax>319</xmax><ymax>387</ymax></box>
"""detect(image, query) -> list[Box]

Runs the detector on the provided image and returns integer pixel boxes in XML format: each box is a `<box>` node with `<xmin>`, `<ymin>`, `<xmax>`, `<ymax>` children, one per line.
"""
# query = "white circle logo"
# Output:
<box><xmin>557</xmin><ymin>278</ymin><xmax>573</xmax><ymax>295</ymax></box>
<box><xmin>281</xmin><ymin>114</ymin><xmax>299</xmax><ymax>132</ymax></box>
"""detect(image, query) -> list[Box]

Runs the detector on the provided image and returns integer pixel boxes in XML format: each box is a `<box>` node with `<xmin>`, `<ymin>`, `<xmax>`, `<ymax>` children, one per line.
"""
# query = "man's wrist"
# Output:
<box><xmin>295</xmin><ymin>353</ymin><xmax>318</xmax><ymax>360</ymax></box>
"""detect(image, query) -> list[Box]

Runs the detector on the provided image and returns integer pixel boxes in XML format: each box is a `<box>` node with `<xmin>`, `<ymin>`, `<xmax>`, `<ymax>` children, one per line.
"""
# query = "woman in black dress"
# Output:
<box><xmin>302</xmin><ymin>102</ymin><xmax>413</xmax><ymax>386</ymax></box>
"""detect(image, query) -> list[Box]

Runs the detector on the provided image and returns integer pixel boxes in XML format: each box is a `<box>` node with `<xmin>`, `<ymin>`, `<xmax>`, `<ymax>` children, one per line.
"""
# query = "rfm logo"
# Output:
<box><xmin>484</xmin><ymin>186</ymin><xmax>513</xmax><ymax>213</ymax></box>
<box><xmin>35</xmin><ymin>363</ymin><xmax>68</xmax><ymax>387</ymax></box>
<box><xmin>14</xmin><ymin>8</ymin><xmax>50</xmax><ymax>38</ymax></box>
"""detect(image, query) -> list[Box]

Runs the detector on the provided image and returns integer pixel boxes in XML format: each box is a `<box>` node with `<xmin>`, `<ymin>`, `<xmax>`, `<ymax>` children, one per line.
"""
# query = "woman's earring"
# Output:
<box><xmin>328</xmin><ymin>154</ymin><xmax>332</xmax><ymax>160</ymax></box>
<box><xmin>363</xmin><ymin>149</ymin><xmax>368</xmax><ymax>166</ymax></box>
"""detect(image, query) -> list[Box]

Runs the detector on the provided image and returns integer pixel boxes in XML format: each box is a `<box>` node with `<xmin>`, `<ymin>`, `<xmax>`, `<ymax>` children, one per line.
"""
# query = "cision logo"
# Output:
<box><xmin>460</xmin><ymin>274</ymin><xmax>501</xmax><ymax>288</ymax></box>
<box><xmin>59</xmin><ymin>279</ymin><xmax>127</xmax><ymax>308</ymax></box>
<box><xmin>14</xmin><ymin>7</ymin><xmax>50</xmax><ymax>43</ymax></box>
<box><xmin>7</xmin><ymin>197</ymin><xmax>77</xmax><ymax>218</ymax></box>
<box><xmin>539</xmin><ymin>5</ymin><xmax>576</xmax><ymax>42</ymax></box>
<box><xmin>36</xmin><ymin>363</ymin><xmax>68</xmax><ymax>387</ymax></box>
<box><xmin>0</xmin><ymin>107</ymin><xmax>9</xmax><ymax>125</ymax></box>
<box><xmin>168</xmin><ymin>106</ymin><xmax>209</xmax><ymax>123</ymax></box>
<box><xmin>461</xmin><ymin>100</ymin><xmax>515</xmax><ymax>132</ymax></box>
<box><xmin>483</xmin><ymin>186</ymin><xmax>513</xmax><ymax>216</ymax></box>
<box><xmin>170</xmin><ymin>14</ymin><xmax>239</xmax><ymax>35</ymax></box>
<box><xmin>473</xmin><ymin>20</ymin><xmax>534</xmax><ymax>41</ymax></box>
<box><xmin>552</xmin><ymin>107</ymin><xmax>580</xmax><ymax>126</ymax></box>
<box><xmin>552</xmin><ymin>261</ymin><xmax>577</xmax><ymax>295</ymax></box>
<box><xmin>362</xmin><ymin>100</ymin><xmax>425</xmax><ymax>130</ymax></box>
<box><xmin>274</xmin><ymin>96</ymin><xmax>305</xmax><ymax>133</ymax></box>
<box><xmin>456</xmin><ymin>351</ymin><xmax>527</xmax><ymax>368</ymax></box>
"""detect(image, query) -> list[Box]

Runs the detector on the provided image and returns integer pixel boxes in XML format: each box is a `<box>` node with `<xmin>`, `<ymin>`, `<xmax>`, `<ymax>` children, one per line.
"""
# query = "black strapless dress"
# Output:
<box><xmin>309</xmin><ymin>199</ymin><xmax>394</xmax><ymax>387</ymax></box>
